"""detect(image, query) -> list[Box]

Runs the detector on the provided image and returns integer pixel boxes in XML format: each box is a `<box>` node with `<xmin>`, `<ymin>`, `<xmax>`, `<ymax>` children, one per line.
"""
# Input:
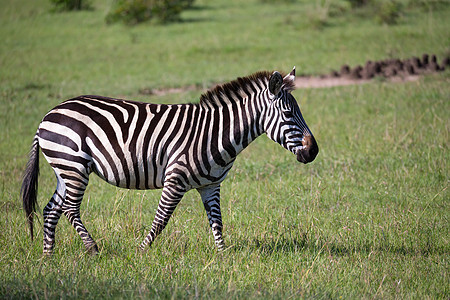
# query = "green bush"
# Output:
<box><xmin>346</xmin><ymin>0</ymin><xmax>369</xmax><ymax>8</ymax></box>
<box><xmin>374</xmin><ymin>1</ymin><xmax>402</xmax><ymax>24</ymax></box>
<box><xmin>259</xmin><ymin>0</ymin><xmax>296</xmax><ymax>3</ymax></box>
<box><xmin>343</xmin><ymin>0</ymin><xmax>403</xmax><ymax>25</ymax></box>
<box><xmin>50</xmin><ymin>0</ymin><xmax>91</xmax><ymax>11</ymax></box>
<box><xmin>106</xmin><ymin>0</ymin><xmax>195</xmax><ymax>25</ymax></box>
<box><xmin>303</xmin><ymin>0</ymin><xmax>351</xmax><ymax>30</ymax></box>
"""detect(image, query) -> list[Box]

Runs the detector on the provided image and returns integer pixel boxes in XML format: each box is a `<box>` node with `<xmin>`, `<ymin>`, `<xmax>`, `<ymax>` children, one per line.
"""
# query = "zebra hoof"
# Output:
<box><xmin>216</xmin><ymin>243</ymin><xmax>226</xmax><ymax>252</ymax></box>
<box><xmin>138</xmin><ymin>244</ymin><xmax>149</xmax><ymax>253</ymax></box>
<box><xmin>85</xmin><ymin>244</ymin><xmax>99</xmax><ymax>255</ymax></box>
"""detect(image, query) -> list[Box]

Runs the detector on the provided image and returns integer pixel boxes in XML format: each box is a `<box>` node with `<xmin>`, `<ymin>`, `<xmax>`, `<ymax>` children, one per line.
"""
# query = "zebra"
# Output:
<box><xmin>21</xmin><ymin>68</ymin><xmax>318</xmax><ymax>255</ymax></box>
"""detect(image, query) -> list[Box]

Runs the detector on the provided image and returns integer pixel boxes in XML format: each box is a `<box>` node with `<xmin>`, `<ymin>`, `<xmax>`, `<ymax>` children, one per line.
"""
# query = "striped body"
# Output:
<box><xmin>40</xmin><ymin>96</ymin><xmax>241</xmax><ymax>190</ymax></box>
<box><xmin>21</xmin><ymin>69</ymin><xmax>319</xmax><ymax>254</ymax></box>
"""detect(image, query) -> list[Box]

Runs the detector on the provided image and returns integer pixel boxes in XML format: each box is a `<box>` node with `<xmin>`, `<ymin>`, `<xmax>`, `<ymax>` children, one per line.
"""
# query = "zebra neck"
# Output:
<box><xmin>198</xmin><ymin>96</ymin><xmax>266</xmax><ymax>166</ymax></box>
<box><xmin>197</xmin><ymin>72</ymin><xmax>271</xmax><ymax>164</ymax></box>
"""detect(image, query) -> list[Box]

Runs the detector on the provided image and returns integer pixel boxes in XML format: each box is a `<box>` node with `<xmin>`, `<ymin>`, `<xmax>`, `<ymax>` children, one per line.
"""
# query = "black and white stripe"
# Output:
<box><xmin>21</xmin><ymin>68</ymin><xmax>318</xmax><ymax>254</ymax></box>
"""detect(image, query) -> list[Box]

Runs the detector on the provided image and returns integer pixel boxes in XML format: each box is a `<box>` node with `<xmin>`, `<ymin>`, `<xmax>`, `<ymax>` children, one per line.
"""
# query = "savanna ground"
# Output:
<box><xmin>0</xmin><ymin>0</ymin><xmax>449</xmax><ymax>298</ymax></box>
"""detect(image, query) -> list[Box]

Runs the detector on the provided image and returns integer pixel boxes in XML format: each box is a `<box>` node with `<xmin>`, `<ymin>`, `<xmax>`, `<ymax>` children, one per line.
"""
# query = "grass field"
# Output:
<box><xmin>0</xmin><ymin>0</ymin><xmax>449</xmax><ymax>298</ymax></box>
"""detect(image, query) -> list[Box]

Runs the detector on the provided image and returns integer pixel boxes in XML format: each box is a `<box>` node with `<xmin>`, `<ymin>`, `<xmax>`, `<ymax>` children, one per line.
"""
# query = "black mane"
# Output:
<box><xmin>199</xmin><ymin>70</ymin><xmax>295</xmax><ymax>106</ymax></box>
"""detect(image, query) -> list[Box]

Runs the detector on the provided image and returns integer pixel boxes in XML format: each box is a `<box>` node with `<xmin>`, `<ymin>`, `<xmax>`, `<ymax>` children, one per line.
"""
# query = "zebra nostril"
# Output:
<box><xmin>297</xmin><ymin>135</ymin><xmax>319</xmax><ymax>163</ymax></box>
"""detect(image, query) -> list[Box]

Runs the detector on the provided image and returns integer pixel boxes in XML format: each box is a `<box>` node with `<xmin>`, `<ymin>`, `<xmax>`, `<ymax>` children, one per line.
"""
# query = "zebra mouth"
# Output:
<box><xmin>293</xmin><ymin>147</ymin><xmax>307</xmax><ymax>164</ymax></box>
<box><xmin>296</xmin><ymin>151</ymin><xmax>308</xmax><ymax>164</ymax></box>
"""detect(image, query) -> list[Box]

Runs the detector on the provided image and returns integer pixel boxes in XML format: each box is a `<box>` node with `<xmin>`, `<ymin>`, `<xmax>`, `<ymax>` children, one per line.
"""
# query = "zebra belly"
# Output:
<box><xmin>163</xmin><ymin>154</ymin><xmax>235</xmax><ymax>190</ymax></box>
<box><xmin>89</xmin><ymin>147</ymin><xmax>167</xmax><ymax>190</ymax></box>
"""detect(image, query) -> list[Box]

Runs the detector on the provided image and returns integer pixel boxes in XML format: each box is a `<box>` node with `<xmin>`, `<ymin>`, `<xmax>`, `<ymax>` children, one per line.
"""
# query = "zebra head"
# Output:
<box><xmin>264</xmin><ymin>68</ymin><xmax>319</xmax><ymax>164</ymax></box>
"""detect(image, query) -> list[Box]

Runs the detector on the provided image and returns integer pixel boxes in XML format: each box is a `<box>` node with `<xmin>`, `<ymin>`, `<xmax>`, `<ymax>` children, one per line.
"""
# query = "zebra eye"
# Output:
<box><xmin>284</xmin><ymin>111</ymin><xmax>294</xmax><ymax>118</ymax></box>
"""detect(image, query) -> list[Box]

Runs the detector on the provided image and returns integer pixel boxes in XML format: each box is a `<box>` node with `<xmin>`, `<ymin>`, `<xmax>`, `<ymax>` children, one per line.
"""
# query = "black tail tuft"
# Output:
<box><xmin>21</xmin><ymin>136</ymin><xmax>40</xmax><ymax>241</ymax></box>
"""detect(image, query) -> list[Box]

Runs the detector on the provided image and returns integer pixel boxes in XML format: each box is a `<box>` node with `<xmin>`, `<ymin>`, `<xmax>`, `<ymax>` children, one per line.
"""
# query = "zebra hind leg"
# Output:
<box><xmin>43</xmin><ymin>191</ymin><xmax>64</xmax><ymax>255</ymax></box>
<box><xmin>63</xmin><ymin>203</ymin><xmax>99</xmax><ymax>254</ymax></box>
<box><xmin>42</xmin><ymin>171</ymin><xmax>70</xmax><ymax>255</ymax></box>
<box><xmin>197</xmin><ymin>184</ymin><xmax>225</xmax><ymax>251</ymax></box>
<box><xmin>62</xmin><ymin>177</ymin><xmax>99</xmax><ymax>254</ymax></box>
<box><xmin>139</xmin><ymin>185</ymin><xmax>185</xmax><ymax>251</ymax></box>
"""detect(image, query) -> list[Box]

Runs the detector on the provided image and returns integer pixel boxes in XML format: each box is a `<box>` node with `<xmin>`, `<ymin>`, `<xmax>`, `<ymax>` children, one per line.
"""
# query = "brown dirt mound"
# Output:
<box><xmin>295</xmin><ymin>53</ymin><xmax>449</xmax><ymax>89</ymax></box>
<box><xmin>140</xmin><ymin>53</ymin><xmax>449</xmax><ymax>95</ymax></box>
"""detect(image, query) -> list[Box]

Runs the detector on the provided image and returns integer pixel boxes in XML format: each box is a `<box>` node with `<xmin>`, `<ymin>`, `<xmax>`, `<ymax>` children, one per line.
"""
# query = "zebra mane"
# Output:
<box><xmin>199</xmin><ymin>70</ymin><xmax>295</xmax><ymax>106</ymax></box>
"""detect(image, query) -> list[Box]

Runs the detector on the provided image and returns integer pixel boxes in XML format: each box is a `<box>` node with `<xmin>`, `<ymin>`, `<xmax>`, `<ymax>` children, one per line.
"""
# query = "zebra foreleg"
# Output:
<box><xmin>139</xmin><ymin>185</ymin><xmax>185</xmax><ymax>251</ymax></box>
<box><xmin>197</xmin><ymin>184</ymin><xmax>225</xmax><ymax>251</ymax></box>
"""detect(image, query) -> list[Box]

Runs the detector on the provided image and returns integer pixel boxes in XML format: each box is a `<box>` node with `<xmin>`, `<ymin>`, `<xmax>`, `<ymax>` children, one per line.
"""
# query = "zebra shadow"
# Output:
<box><xmin>230</xmin><ymin>236</ymin><xmax>308</xmax><ymax>255</ymax></box>
<box><xmin>229</xmin><ymin>236</ymin><xmax>444</xmax><ymax>257</ymax></box>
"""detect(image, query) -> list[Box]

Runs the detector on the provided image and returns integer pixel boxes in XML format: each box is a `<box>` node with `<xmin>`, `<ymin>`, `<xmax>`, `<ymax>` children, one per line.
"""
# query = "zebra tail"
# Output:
<box><xmin>21</xmin><ymin>135</ymin><xmax>40</xmax><ymax>241</ymax></box>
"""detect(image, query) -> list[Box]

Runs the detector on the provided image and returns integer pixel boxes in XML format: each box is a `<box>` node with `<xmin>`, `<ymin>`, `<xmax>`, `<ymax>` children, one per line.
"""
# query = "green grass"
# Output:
<box><xmin>1</xmin><ymin>0</ymin><xmax>449</xmax><ymax>298</ymax></box>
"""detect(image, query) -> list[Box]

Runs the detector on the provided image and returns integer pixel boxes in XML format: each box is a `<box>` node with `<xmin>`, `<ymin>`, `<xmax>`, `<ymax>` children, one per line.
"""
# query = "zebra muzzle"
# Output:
<box><xmin>296</xmin><ymin>135</ymin><xmax>319</xmax><ymax>164</ymax></box>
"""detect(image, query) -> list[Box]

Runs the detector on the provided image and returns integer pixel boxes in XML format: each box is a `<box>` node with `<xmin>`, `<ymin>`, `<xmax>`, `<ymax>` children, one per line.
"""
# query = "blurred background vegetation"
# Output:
<box><xmin>2</xmin><ymin>0</ymin><xmax>448</xmax><ymax>98</ymax></box>
<box><xmin>51</xmin><ymin>0</ymin><xmax>450</xmax><ymax>26</ymax></box>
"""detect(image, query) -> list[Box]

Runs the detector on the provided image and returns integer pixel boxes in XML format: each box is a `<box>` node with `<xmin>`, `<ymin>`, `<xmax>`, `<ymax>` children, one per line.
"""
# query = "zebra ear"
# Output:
<box><xmin>269</xmin><ymin>71</ymin><xmax>283</xmax><ymax>96</ymax></box>
<box><xmin>284</xmin><ymin>67</ymin><xmax>296</xmax><ymax>83</ymax></box>
<box><xmin>282</xmin><ymin>67</ymin><xmax>296</xmax><ymax>92</ymax></box>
